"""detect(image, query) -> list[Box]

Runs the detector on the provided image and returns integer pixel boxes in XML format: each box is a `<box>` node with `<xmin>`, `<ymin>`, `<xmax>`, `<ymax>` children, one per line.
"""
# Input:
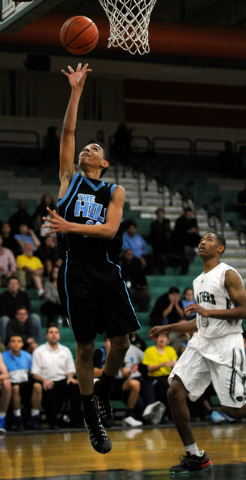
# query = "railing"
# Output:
<box><xmin>0</xmin><ymin>129</ymin><xmax>40</xmax><ymax>148</ymax></box>
<box><xmin>152</xmin><ymin>136</ymin><xmax>193</xmax><ymax>154</ymax></box>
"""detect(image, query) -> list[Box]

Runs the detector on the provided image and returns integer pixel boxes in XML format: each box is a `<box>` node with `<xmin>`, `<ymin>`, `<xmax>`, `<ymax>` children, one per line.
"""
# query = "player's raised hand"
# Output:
<box><xmin>42</xmin><ymin>206</ymin><xmax>70</xmax><ymax>235</ymax></box>
<box><xmin>61</xmin><ymin>63</ymin><xmax>92</xmax><ymax>90</ymax></box>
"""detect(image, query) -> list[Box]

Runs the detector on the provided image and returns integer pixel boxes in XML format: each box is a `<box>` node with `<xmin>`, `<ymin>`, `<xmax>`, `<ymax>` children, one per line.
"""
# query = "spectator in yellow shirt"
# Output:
<box><xmin>142</xmin><ymin>333</ymin><xmax>177</xmax><ymax>422</ymax></box>
<box><xmin>16</xmin><ymin>243</ymin><xmax>44</xmax><ymax>298</ymax></box>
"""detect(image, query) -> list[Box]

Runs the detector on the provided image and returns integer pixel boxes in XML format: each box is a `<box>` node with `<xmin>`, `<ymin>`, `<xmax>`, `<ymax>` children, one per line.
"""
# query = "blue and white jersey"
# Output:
<box><xmin>2</xmin><ymin>349</ymin><xmax>32</xmax><ymax>383</ymax></box>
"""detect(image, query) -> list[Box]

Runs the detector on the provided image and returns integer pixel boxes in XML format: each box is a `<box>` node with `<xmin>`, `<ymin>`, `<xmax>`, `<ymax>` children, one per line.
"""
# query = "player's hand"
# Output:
<box><xmin>61</xmin><ymin>63</ymin><xmax>92</xmax><ymax>90</ymax></box>
<box><xmin>185</xmin><ymin>304</ymin><xmax>209</xmax><ymax>317</ymax></box>
<box><xmin>42</xmin><ymin>207</ymin><xmax>70</xmax><ymax>234</ymax></box>
<box><xmin>149</xmin><ymin>326</ymin><xmax>168</xmax><ymax>338</ymax></box>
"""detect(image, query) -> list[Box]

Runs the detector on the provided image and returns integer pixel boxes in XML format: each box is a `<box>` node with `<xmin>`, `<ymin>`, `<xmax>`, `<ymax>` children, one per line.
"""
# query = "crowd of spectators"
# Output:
<box><xmin>0</xmin><ymin>196</ymin><xmax>240</xmax><ymax>433</ymax></box>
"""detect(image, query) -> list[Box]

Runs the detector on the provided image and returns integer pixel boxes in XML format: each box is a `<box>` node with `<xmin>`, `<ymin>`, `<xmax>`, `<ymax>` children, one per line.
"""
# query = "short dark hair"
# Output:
<box><xmin>46</xmin><ymin>325</ymin><xmax>59</xmax><ymax>334</ymax></box>
<box><xmin>7</xmin><ymin>276</ymin><xmax>20</xmax><ymax>284</ymax></box>
<box><xmin>205</xmin><ymin>231</ymin><xmax>226</xmax><ymax>255</ymax></box>
<box><xmin>168</xmin><ymin>286</ymin><xmax>180</xmax><ymax>294</ymax></box>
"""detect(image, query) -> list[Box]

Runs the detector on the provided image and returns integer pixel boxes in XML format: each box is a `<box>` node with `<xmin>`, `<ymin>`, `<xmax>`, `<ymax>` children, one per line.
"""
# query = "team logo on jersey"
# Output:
<box><xmin>74</xmin><ymin>194</ymin><xmax>107</xmax><ymax>223</ymax></box>
<box><xmin>196</xmin><ymin>291</ymin><xmax>216</xmax><ymax>305</ymax></box>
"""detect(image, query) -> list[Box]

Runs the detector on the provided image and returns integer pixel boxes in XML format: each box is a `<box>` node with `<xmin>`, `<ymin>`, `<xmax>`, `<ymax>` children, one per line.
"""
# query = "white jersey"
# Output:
<box><xmin>193</xmin><ymin>262</ymin><xmax>243</xmax><ymax>339</ymax></box>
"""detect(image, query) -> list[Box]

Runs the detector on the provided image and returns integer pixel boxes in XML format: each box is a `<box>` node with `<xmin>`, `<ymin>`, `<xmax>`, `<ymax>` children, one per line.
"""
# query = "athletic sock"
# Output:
<box><xmin>81</xmin><ymin>394</ymin><xmax>96</xmax><ymax>418</ymax></box>
<box><xmin>185</xmin><ymin>443</ymin><xmax>200</xmax><ymax>456</ymax></box>
<box><xmin>97</xmin><ymin>372</ymin><xmax>114</xmax><ymax>395</ymax></box>
<box><xmin>13</xmin><ymin>409</ymin><xmax>21</xmax><ymax>417</ymax></box>
<box><xmin>31</xmin><ymin>409</ymin><xmax>39</xmax><ymax>417</ymax></box>
<box><xmin>0</xmin><ymin>412</ymin><xmax>6</xmax><ymax>419</ymax></box>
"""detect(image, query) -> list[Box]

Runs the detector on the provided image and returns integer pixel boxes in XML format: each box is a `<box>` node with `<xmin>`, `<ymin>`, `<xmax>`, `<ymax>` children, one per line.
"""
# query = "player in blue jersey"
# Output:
<box><xmin>43</xmin><ymin>63</ymin><xmax>140</xmax><ymax>454</ymax></box>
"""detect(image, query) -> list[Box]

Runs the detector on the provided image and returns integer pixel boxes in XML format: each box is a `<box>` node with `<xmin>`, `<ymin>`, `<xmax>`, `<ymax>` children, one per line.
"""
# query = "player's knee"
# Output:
<box><xmin>168</xmin><ymin>380</ymin><xmax>185</xmax><ymax>403</ymax></box>
<box><xmin>76</xmin><ymin>341</ymin><xmax>94</xmax><ymax>362</ymax></box>
<box><xmin>110</xmin><ymin>334</ymin><xmax>130</xmax><ymax>353</ymax></box>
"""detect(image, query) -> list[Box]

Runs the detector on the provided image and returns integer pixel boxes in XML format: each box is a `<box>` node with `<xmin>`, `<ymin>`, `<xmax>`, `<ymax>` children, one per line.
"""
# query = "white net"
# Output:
<box><xmin>98</xmin><ymin>0</ymin><xmax>157</xmax><ymax>55</ymax></box>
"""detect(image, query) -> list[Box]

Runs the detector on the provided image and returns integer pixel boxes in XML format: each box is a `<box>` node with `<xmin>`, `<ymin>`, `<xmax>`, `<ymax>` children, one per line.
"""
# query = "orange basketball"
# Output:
<box><xmin>60</xmin><ymin>16</ymin><xmax>99</xmax><ymax>55</ymax></box>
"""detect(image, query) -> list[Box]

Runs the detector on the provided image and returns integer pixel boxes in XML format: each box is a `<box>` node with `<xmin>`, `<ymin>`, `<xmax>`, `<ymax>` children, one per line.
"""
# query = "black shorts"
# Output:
<box><xmin>57</xmin><ymin>253</ymin><xmax>141</xmax><ymax>342</ymax></box>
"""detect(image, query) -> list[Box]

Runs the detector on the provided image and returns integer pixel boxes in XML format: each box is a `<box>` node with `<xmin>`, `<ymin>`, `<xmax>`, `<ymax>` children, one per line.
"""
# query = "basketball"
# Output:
<box><xmin>60</xmin><ymin>16</ymin><xmax>99</xmax><ymax>55</ymax></box>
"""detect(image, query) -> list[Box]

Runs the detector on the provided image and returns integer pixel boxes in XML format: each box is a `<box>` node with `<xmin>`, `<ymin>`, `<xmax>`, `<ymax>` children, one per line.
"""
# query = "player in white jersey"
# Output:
<box><xmin>149</xmin><ymin>232</ymin><xmax>246</xmax><ymax>475</ymax></box>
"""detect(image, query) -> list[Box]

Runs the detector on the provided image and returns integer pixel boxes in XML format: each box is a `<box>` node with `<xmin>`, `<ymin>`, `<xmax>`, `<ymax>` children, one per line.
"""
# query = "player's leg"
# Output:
<box><xmin>122</xmin><ymin>378</ymin><xmax>143</xmax><ymax>427</ymax></box>
<box><xmin>168</xmin><ymin>375</ymin><xmax>195</xmax><ymax>446</ymax></box>
<box><xmin>76</xmin><ymin>340</ymin><xmax>112</xmax><ymax>454</ymax></box>
<box><xmin>94</xmin><ymin>334</ymin><xmax>130</xmax><ymax>428</ymax></box>
<box><xmin>0</xmin><ymin>379</ymin><xmax>11</xmax><ymax>433</ymax></box>
<box><xmin>11</xmin><ymin>384</ymin><xmax>24</xmax><ymax>431</ymax></box>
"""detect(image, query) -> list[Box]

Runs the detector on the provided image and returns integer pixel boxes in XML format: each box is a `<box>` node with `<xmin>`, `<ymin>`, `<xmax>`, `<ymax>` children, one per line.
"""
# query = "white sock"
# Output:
<box><xmin>0</xmin><ymin>412</ymin><xmax>6</xmax><ymax>419</ymax></box>
<box><xmin>185</xmin><ymin>443</ymin><xmax>200</xmax><ymax>456</ymax></box>
<box><xmin>13</xmin><ymin>409</ymin><xmax>21</xmax><ymax>417</ymax></box>
<box><xmin>31</xmin><ymin>409</ymin><xmax>39</xmax><ymax>416</ymax></box>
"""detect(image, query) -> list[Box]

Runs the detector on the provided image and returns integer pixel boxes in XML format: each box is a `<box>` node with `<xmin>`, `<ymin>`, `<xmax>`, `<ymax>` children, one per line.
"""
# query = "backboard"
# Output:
<box><xmin>0</xmin><ymin>0</ymin><xmax>65</xmax><ymax>34</ymax></box>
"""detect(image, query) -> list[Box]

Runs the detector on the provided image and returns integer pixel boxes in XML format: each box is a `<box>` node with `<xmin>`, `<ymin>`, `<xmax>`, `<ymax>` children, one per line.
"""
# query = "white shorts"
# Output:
<box><xmin>168</xmin><ymin>335</ymin><xmax>246</xmax><ymax>408</ymax></box>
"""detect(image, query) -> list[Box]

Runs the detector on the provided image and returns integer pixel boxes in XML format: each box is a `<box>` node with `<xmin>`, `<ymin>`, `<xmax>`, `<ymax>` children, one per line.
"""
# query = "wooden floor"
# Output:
<box><xmin>1</xmin><ymin>423</ymin><xmax>246</xmax><ymax>480</ymax></box>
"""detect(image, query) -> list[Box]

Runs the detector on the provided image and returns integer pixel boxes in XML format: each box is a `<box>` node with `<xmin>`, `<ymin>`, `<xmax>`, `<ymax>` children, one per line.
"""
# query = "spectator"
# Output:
<box><xmin>110</xmin><ymin>123</ymin><xmax>134</xmax><ymax>175</ymax></box>
<box><xmin>216</xmin><ymin>140</ymin><xmax>237</xmax><ymax>176</ymax></box>
<box><xmin>5</xmin><ymin>306</ymin><xmax>38</xmax><ymax>353</ymax></box>
<box><xmin>129</xmin><ymin>330</ymin><xmax>147</xmax><ymax>352</ymax></box>
<box><xmin>31</xmin><ymin>193</ymin><xmax>57</xmax><ymax>239</ymax></box>
<box><xmin>174</xmin><ymin>207</ymin><xmax>201</xmax><ymax>248</ymax></box>
<box><xmin>40</xmin><ymin>266</ymin><xmax>67</xmax><ymax>326</ymax></box>
<box><xmin>2</xmin><ymin>334</ymin><xmax>42</xmax><ymax>431</ymax></box>
<box><xmin>93</xmin><ymin>339</ymin><xmax>164</xmax><ymax>427</ymax></box>
<box><xmin>14</xmin><ymin>223</ymin><xmax>40</xmax><ymax>251</ymax></box>
<box><xmin>122</xmin><ymin>220</ymin><xmax>153</xmax><ymax>274</ymax></box>
<box><xmin>41</xmin><ymin>126</ymin><xmax>60</xmax><ymax>168</ymax></box>
<box><xmin>31</xmin><ymin>326</ymin><xmax>83</xmax><ymax>429</ymax></box>
<box><xmin>0</xmin><ymin>352</ymin><xmax>11</xmax><ymax>434</ymax></box>
<box><xmin>0</xmin><ymin>276</ymin><xmax>43</xmax><ymax>345</ymax></box>
<box><xmin>1</xmin><ymin>222</ymin><xmax>20</xmax><ymax>257</ymax></box>
<box><xmin>150</xmin><ymin>286</ymin><xmax>184</xmax><ymax>326</ymax></box>
<box><xmin>120</xmin><ymin>249</ymin><xmax>151</xmax><ymax>312</ymax></box>
<box><xmin>182</xmin><ymin>287</ymin><xmax>196</xmax><ymax>320</ymax></box>
<box><xmin>36</xmin><ymin>235</ymin><xmax>60</xmax><ymax>278</ymax></box>
<box><xmin>9</xmin><ymin>201</ymin><xmax>32</xmax><ymax>235</ymax></box>
<box><xmin>16</xmin><ymin>242</ymin><xmax>44</xmax><ymax>298</ymax></box>
<box><xmin>142</xmin><ymin>333</ymin><xmax>177</xmax><ymax>422</ymax></box>
<box><xmin>236</xmin><ymin>179</ymin><xmax>246</xmax><ymax>225</ymax></box>
<box><xmin>150</xmin><ymin>208</ymin><xmax>171</xmax><ymax>273</ymax></box>
<box><xmin>0</xmin><ymin>235</ymin><xmax>17</xmax><ymax>287</ymax></box>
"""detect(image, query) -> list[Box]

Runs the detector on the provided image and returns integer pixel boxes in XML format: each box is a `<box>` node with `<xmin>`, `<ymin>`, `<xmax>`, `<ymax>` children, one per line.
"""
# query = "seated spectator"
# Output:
<box><xmin>31</xmin><ymin>193</ymin><xmax>57</xmax><ymax>239</ymax></box>
<box><xmin>93</xmin><ymin>339</ymin><xmax>164</xmax><ymax>427</ymax></box>
<box><xmin>41</xmin><ymin>126</ymin><xmax>60</xmax><ymax>169</ymax></box>
<box><xmin>182</xmin><ymin>287</ymin><xmax>196</xmax><ymax>320</ymax></box>
<box><xmin>236</xmin><ymin>179</ymin><xmax>246</xmax><ymax>225</ymax></box>
<box><xmin>9</xmin><ymin>201</ymin><xmax>32</xmax><ymax>235</ymax></box>
<box><xmin>2</xmin><ymin>334</ymin><xmax>42</xmax><ymax>431</ymax></box>
<box><xmin>36</xmin><ymin>235</ymin><xmax>60</xmax><ymax>278</ymax></box>
<box><xmin>31</xmin><ymin>326</ymin><xmax>83</xmax><ymax>429</ymax></box>
<box><xmin>16</xmin><ymin>243</ymin><xmax>44</xmax><ymax>298</ymax></box>
<box><xmin>14</xmin><ymin>223</ymin><xmax>40</xmax><ymax>252</ymax></box>
<box><xmin>142</xmin><ymin>333</ymin><xmax>178</xmax><ymax>422</ymax></box>
<box><xmin>0</xmin><ymin>352</ymin><xmax>11</xmax><ymax>434</ymax></box>
<box><xmin>216</xmin><ymin>140</ymin><xmax>237</xmax><ymax>176</ymax></box>
<box><xmin>122</xmin><ymin>220</ymin><xmax>153</xmax><ymax>274</ymax></box>
<box><xmin>120</xmin><ymin>249</ymin><xmax>151</xmax><ymax>312</ymax></box>
<box><xmin>5</xmin><ymin>306</ymin><xmax>38</xmax><ymax>354</ymax></box>
<box><xmin>0</xmin><ymin>276</ymin><xmax>43</xmax><ymax>345</ymax></box>
<box><xmin>0</xmin><ymin>235</ymin><xmax>17</xmax><ymax>287</ymax></box>
<box><xmin>150</xmin><ymin>207</ymin><xmax>171</xmax><ymax>273</ymax></box>
<box><xmin>1</xmin><ymin>222</ymin><xmax>20</xmax><ymax>257</ymax></box>
<box><xmin>150</xmin><ymin>286</ymin><xmax>184</xmax><ymax>326</ymax></box>
<box><xmin>109</xmin><ymin>122</ymin><xmax>134</xmax><ymax>175</ymax></box>
<box><xmin>40</xmin><ymin>266</ymin><xmax>67</xmax><ymax>326</ymax></box>
<box><xmin>129</xmin><ymin>331</ymin><xmax>147</xmax><ymax>352</ymax></box>
<box><xmin>174</xmin><ymin>207</ymin><xmax>201</xmax><ymax>249</ymax></box>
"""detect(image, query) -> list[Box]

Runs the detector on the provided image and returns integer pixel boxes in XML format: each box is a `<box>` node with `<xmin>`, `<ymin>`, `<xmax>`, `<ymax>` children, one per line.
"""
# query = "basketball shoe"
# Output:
<box><xmin>94</xmin><ymin>380</ymin><xmax>114</xmax><ymax>428</ymax></box>
<box><xmin>84</xmin><ymin>411</ymin><xmax>112</xmax><ymax>454</ymax></box>
<box><xmin>169</xmin><ymin>450</ymin><xmax>212</xmax><ymax>475</ymax></box>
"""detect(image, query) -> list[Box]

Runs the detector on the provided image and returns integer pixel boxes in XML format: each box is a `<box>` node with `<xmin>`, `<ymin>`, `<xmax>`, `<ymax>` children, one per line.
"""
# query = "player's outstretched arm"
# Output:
<box><xmin>43</xmin><ymin>185</ymin><xmax>125</xmax><ymax>239</ymax></box>
<box><xmin>59</xmin><ymin>63</ymin><xmax>92</xmax><ymax>195</ymax></box>
<box><xmin>149</xmin><ymin>319</ymin><xmax>197</xmax><ymax>338</ymax></box>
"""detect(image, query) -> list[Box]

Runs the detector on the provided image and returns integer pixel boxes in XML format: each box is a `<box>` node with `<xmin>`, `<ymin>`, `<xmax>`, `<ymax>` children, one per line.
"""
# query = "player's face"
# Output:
<box><xmin>79</xmin><ymin>143</ymin><xmax>107</xmax><ymax>169</ymax></box>
<box><xmin>198</xmin><ymin>232</ymin><xmax>223</xmax><ymax>258</ymax></box>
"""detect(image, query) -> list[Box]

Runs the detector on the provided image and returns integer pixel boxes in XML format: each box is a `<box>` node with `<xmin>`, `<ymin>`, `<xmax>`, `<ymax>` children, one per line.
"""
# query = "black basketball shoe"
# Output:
<box><xmin>94</xmin><ymin>380</ymin><xmax>114</xmax><ymax>428</ymax></box>
<box><xmin>84</xmin><ymin>411</ymin><xmax>112</xmax><ymax>455</ymax></box>
<box><xmin>169</xmin><ymin>450</ymin><xmax>212</xmax><ymax>475</ymax></box>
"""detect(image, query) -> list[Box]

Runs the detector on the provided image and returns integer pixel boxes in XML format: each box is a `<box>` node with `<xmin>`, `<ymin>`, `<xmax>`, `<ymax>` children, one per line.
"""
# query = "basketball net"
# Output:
<box><xmin>98</xmin><ymin>0</ymin><xmax>157</xmax><ymax>55</ymax></box>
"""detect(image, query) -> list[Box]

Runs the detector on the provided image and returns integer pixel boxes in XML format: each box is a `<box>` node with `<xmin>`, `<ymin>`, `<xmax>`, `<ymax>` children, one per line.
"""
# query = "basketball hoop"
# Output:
<box><xmin>98</xmin><ymin>0</ymin><xmax>157</xmax><ymax>55</ymax></box>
